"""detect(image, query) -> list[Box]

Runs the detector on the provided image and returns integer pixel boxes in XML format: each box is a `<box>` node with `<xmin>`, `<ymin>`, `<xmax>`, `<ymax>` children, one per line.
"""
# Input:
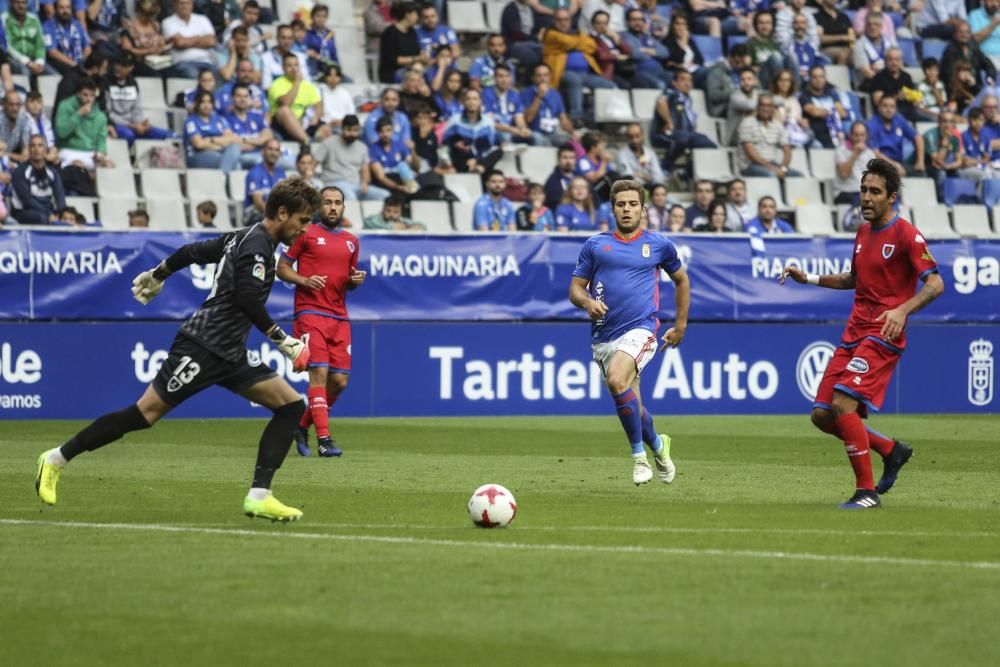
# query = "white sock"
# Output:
<box><xmin>248</xmin><ymin>488</ymin><xmax>271</xmax><ymax>501</ymax></box>
<box><xmin>46</xmin><ymin>449</ymin><xmax>68</xmax><ymax>466</ymax></box>
<box><xmin>652</xmin><ymin>436</ymin><xmax>664</xmax><ymax>456</ymax></box>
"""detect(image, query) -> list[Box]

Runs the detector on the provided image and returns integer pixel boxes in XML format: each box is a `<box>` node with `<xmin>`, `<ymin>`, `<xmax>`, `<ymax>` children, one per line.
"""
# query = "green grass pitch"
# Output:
<box><xmin>1</xmin><ymin>415</ymin><xmax>999</xmax><ymax>667</ymax></box>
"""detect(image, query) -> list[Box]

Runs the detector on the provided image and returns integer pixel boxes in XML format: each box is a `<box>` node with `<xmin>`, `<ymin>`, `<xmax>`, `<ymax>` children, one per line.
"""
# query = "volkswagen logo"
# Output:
<box><xmin>796</xmin><ymin>341</ymin><xmax>836</xmax><ymax>400</ymax></box>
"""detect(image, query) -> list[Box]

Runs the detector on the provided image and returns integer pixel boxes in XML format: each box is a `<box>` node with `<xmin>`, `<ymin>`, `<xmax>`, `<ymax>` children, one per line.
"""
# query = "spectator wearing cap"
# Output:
<box><xmin>102</xmin><ymin>52</ymin><xmax>175</xmax><ymax>145</ymax></box>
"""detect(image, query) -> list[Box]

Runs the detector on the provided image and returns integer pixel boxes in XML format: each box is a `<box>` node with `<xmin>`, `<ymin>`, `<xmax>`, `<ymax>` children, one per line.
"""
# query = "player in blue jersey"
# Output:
<box><xmin>570</xmin><ymin>179</ymin><xmax>692</xmax><ymax>486</ymax></box>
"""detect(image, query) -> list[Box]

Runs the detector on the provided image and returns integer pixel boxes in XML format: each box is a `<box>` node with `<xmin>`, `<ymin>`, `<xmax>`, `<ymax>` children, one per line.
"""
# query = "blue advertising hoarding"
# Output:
<box><xmin>0</xmin><ymin>322</ymin><xmax>994</xmax><ymax>419</ymax></box>
<box><xmin>1</xmin><ymin>230</ymin><xmax>998</xmax><ymax>323</ymax></box>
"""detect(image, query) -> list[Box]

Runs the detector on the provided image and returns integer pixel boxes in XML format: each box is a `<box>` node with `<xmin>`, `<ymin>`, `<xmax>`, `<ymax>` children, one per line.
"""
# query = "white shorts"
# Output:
<box><xmin>591</xmin><ymin>328</ymin><xmax>658</xmax><ymax>379</ymax></box>
<box><xmin>59</xmin><ymin>149</ymin><xmax>95</xmax><ymax>170</ymax></box>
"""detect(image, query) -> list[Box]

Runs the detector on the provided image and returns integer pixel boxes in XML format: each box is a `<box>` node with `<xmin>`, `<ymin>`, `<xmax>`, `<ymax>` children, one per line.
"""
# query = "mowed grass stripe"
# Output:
<box><xmin>4</xmin><ymin>518</ymin><xmax>1000</xmax><ymax>571</ymax></box>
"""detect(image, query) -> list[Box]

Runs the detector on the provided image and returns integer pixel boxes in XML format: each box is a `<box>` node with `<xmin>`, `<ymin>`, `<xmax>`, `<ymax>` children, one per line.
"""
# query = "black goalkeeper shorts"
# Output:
<box><xmin>151</xmin><ymin>335</ymin><xmax>277</xmax><ymax>407</ymax></box>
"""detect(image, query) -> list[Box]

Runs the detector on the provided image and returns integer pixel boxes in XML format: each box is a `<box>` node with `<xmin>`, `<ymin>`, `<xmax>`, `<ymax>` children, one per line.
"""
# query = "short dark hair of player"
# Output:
<box><xmin>861</xmin><ymin>158</ymin><xmax>901</xmax><ymax>198</ymax></box>
<box><xmin>375</xmin><ymin>116</ymin><xmax>393</xmax><ymax>132</ymax></box>
<box><xmin>581</xmin><ymin>131</ymin><xmax>605</xmax><ymax>153</ymax></box>
<box><xmin>196</xmin><ymin>200</ymin><xmax>217</xmax><ymax>217</ymax></box>
<box><xmin>342</xmin><ymin>114</ymin><xmax>360</xmax><ymax>128</ymax></box>
<box><xmin>77</xmin><ymin>77</ymin><xmax>97</xmax><ymax>93</ymax></box>
<box><xmin>266</xmin><ymin>178</ymin><xmax>321</xmax><ymax>219</ymax></box>
<box><xmin>969</xmin><ymin>107</ymin><xmax>984</xmax><ymax>123</ymax></box>
<box><xmin>321</xmin><ymin>185</ymin><xmax>345</xmax><ymax>202</ymax></box>
<box><xmin>610</xmin><ymin>179</ymin><xmax>645</xmax><ymax>205</ymax></box>
<box><xmin>485</xmin><ymin>169</ymin><xmax>505</xmax><ymax>181</ymax></box>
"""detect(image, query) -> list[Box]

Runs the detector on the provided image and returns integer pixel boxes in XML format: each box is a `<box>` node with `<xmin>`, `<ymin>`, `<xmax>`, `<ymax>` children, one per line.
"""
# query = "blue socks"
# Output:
<box><xmin>613</xmin><ymin>388</ymin><xmax>644</xmax><ymax>455</ymax></box>
<box><xmin>641</xmin><ymin>408</ymin><xmax>661</xmax><ymax>453</ymax></box>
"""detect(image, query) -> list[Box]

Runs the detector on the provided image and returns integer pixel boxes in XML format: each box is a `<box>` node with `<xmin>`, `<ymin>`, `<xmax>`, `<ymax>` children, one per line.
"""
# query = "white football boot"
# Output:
<box><xmin>652</xmin><ymin>435</ymin><xmax>676</xmax><ymax>484</ymax></box>
<box><xmin>632</xmin><ymin>453</ymin><xmax>654</xmax><ymax>485</ymax></box>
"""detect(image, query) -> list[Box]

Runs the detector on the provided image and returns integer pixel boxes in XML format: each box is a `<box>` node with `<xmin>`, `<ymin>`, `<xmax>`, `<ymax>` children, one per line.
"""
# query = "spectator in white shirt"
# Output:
<box><xmin>317</xmin><ymin>64</ymin><xmax>355</xmax><ymax>133</ymax></box>
<box><xmin>161</xmin><ymin>0</ymin><xmax>218</xmax><ymax>79</ymax></box>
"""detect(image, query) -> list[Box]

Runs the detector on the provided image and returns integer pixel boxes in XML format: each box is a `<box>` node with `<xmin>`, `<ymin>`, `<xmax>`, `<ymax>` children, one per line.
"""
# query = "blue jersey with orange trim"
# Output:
<box><xmin>282</xmin><ymin>222</ymin><xmax>359</xmax><ymax>320</ymax></box>
<box><xmin>572</xmin><ymin>230</ymin><xmax>682</xmax><ymax>343</ymax></box>
<box><xmin>844</xmin><ymin>215</ymin><xmax>938</xmax><ymax>351</ymax></box>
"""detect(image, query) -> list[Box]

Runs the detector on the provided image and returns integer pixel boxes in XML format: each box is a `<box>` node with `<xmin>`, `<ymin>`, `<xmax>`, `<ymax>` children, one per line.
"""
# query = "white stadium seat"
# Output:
<box><xmin>902</xmin><ymin>177</ymin><xmax>939</xmax><ymax>207</ymax></box>
<box><xmin>98</xmin><ymin>198</ymin><xmax>139</xmax><ymax>230</ymax></box>
<box><xmin>518</xmin><ymin>146</ymin><xmax>558</xmax><ymax>184</ymax></box>
<box><xmin>744</xmin><ymin>177</ymin><xmax>787</xmax><ymax>209</ymax></box>
<box><xmin>794</xmin><ymin>204</ymin><xmax>835</xmax><ymax>235</ymax></box>
<box><xmin>808</xmin><ymin>149</ymin><xmax>837</xmax><ymax>182</ymax></box>
<box><xmin>145</xmin><ymin>198</ymin><xmax>190</xmax><ymax>231</ymax></box>
<box><xmin>953</xmin><ymin>205</ymin><xmax>996</xmax><ymax>237</ymax></box>
<box><xmin>785</xmin><ymin>177</ymin><xmax>825</xmax><ymax>206</ymax></box>
<box><xmin>410</xmin><ymin>200</ymin><xmax>455</xmax><ymax>234</ymax></box>
<box><xmin>343</xmin><ymin>200</ymin><xmax>363</xmax><ymax>228</ymax></box>
<box><xmin>185</xmin><ymin>169</ymin><xmax>228</xmax><ymax>200</ymax></box>
<box><xmin>825</xmin><ymin>65</ymin><xmax>851</xmax><ymax>91</ymax></box>
<box><xmin>444</xmin><ymin>173</ymin><xmax>483</xmax><ymax>202</ymax></box>
<box><xmin>447</xmin><ymin>2</ymin><xmax>488</xmax><ymax>33</ymax></box>
<box><xmin>65</xmin><ymin>197</ymin><xmax>98</xmax><ymax>223</ymax></box>
<box><xmin>140</xmin><ymin>169</ymin><xmax>183</xmax><ymax>199</ymax></box>
<box><xmin>228</xmin><ymin>171</ymin><xmax>247</xmax><ymax>203</ymax></box>
<box><xmin>451</xmin><ymin>201</ymin><xmax>476</xmax><ymax>232</ymax></box>
<box><xmin>631</xmin><ymin>88</ymin><xmax>662</xmax><ymax>120</ymax></box>
<box><xmin>909</xmin><ymin>205</ymin><xmax>958</xmax><ymax>239</ymax></box>
<box><xmin>136</xmin><ymin>77</ymin><xmax>167</xmax><ymax>109</ymax></box>
<box><xmin>594</xmin><ymin>88</ymin><xmax>638</xmax><ymax>123</ymax></box>
<box><xmin>97</xmin><ymin>168</ymin><xmax>137</xmax><ymax>199</ymax></box>
<box><xmin>692</xmin><ymin>149</ymin><xmax>733</xmax><ymax>182</ymax></box>
<box><xmin>105</xmin><ymin>139</ymin><xmax>131</xmax><ymax>169</ymax></box>
<box><xmin>789</xmin><ymin>148</ymin><xmax>810</xmax><ymax>177</ymax></box>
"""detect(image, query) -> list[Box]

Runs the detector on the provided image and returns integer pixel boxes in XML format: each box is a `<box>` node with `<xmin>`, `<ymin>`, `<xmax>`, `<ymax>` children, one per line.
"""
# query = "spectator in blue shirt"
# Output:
<box><xmin>469</xmin><ymin>33</ymin><xmax>509</xmax><ymax>90</ymax></box>
<box><xmin>43</xmin><ymin>0</ymin><xmax>90</xmax><ymax>75</ymax></box>
<box><xmin>369</xmin><ymin>115</ymin><xmax>420</xmax><ymax>195</ymax></box>
<box><xmin>609</xmin><ymin>10</ymin><xmax>671</xmax><ymax>90</ymax></box>
<box><xmin>744</xmin><ymin>196</ymin><xmax>795</xmax><ymax>234</ymax></box>
<box><xmin>216</xmin><ymin>59</ymin><xmax>270</xmax><ymax>118</ymax></box>
<box><xmin>472</xmin><ymin>169</ymin><xmax>516</xmax><ymax>231</ymax></box>
<box><xmin>243</xmin><ymin>138</ymin><xmax>286</xmax><ymax>225</ymax></box>
<box><xmin>865</xmin><ymin>95</ymin><xmax>926</xmax><ymax>175</ymax></box>
<box><xmin>225</xmin><ymin>83</ymin><xmax>293</xmax><ymax>170</ymax></box>
<box><xmin>363</xmin><ymin>88</ymin><xmax>412</xmax><ymax>146</ymax></box>
<box><xmin>443</xmin><ymin>88</ymin><xmax>503</xmax><ymax>174</ymax></box>
<box><xmin>433</xmin><ymin>68</ymin><xmax>464</xmax><ymax>119</ymax></box>
<box><xmin>521</xmin><ymin>63</ymin><xmax>574</xmax><ymax>147</ymax></box>
<box><xmin>184</xmin><ymin>90</ymin><xmax>242</xmax><ymax>173</ymax></box>
<box><xmin>304</xmin><ymin>4</ymin><xmax>342</xmax><ymax>79</ymax></box>
<box><xmin>555</xmin><ymin>176</ymin><xmax>603</xmax><ymax>232</ymax></box>
<box><xmin>416</xmin><ymin>3</ymin><xmax>459</xmax><ymax>59</ymax></box>
<box><xmin>962</xmin><ymin>107</ymin><xmax>994</xmax><ymax>175</ymax></box>
<box><xmin>544</xmin><ymin>143</ymin><xmax>577</xmax><ymax>210</ymax></box>
<box><xmin>40</xmin><ymin>0</ymin><xmax>84</xmax><ymax>25</ymax></box>
<box><xmin>575</xmin><ymin>131</ymin><xmax>616</xmax><ymax>202</ymax></box>
<box><xmin>481</xmin><ymin>63</ymin><xmax>533</xmax><ymax>145</ymax></box>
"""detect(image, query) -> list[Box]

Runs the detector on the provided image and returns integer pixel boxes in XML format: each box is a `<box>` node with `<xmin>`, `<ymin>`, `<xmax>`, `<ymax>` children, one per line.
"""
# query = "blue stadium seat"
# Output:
<box><xmin>942</xmin><ymin>178</ymin><xmax>981</xmax><ymax>207</ymax></box>
<box><xmin>725</xmin><ymin>34</ymin><xmax>748</xmax><ymax>54</ymax></box>
<box><xmin>983</xmin><ymin>179</ymin><xmax>1000</xmax><ymax>207</ymax></box>
<box><xmin>898</xmin><ymin>38</ymin><xmax>919</xmax><ymax>67</ymax></box>
<box><xmin>692</xmin><ymin>34</ymin><xmax>722</xmax><ymax>64</ymax></box>
<box><xmin>921</xmin><ymin>39</ymin><xmax>948</xmax><ymax>62</ymax></box>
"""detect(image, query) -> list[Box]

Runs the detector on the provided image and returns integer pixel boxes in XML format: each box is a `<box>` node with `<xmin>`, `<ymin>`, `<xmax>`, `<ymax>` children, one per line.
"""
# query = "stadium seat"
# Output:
<box><xmin>98</xmin><ymin>198</ymin><xmax>138</xmax><ymax>230</ymax></box>
<box><xmin>808</xmin><ymin>149</ymin><xmax>837</xmax><ymax>181</ymax></box>
<box><xmin>785</xmin><ymin>177</ymin><xmax>825</xmax><ymax>206</ymax></box>
<box><xmin>902</xmin><ymin>177</ymin><xmax>939</xmax><ymax>206</ymax></box>
<box><xmin>794</xmin><ymin>204</ymin><xmax>835</xmax><ymax>235</ymax></box>
<box><xmin>339</xmin><ymin>50</ymin><xmax>372</xmax><ymax>85</ymax></box>
<box><xmin>631</xmin><ymin>89</ymin><xmax>662</xmax><ymax>120</ymax></box>
<box><xmin>36</xmin><ymin>76</ymin><xmax>59</xmax><ymax>105</ymax></box>
<box><xmin>411</xmin><ymin>200</ymin><xmax>456</xmax><ymax>234</ymax></box>
<box><xmin>11</xmin><ymin>74</ymin><xmax>28</xmax><ymax>91</ymax></box>
<box><xmin>915</xmin><ymin>121</ymin><xmax>935</xmax><ymax>136</ymax></box>
<box><xmin>941</xmin><ymin>178</ymin><xmax>981</xmax><ymax>206</ymax></box>
<box><xmin>485</xmin><ymin>1</ymin><xmax>504</xmax><ymax>31</ymax></box>
<box><xmin>65</xmin><ymin>196</ymin><xmax>97</xmax><ymax>223</ymax></box>
<box><xmin>326</xmin><ymin>0</ymin><xmax>358</xmax><ymax>27</ymax></box>
<box><xmin>444</xmin><ymin>173</ymin><xmax>484</xmax><ymax>202</ymax></box>
<box><xmin>909</xmin><ymin>204</ymin><xmax>958</xmax><ymax>238</ymax></box>
<box><xmin>185</xmin><ymin>169</ymin><xmax>228</xmax><ymax>200</ymax></box>
<box><xmin>594</xmin><ymin>88</ymin><xmax>638</xmax><ymax>123</ymax></box>
<box><xmin>495</xmin><ymin>149</ymin><xmax>520</xmax><ymax>176</ymax></box>
<box><xmin>189</xmin><ymin>200</ymin><xmax>233</xmax><ymax>229</ymax></box>
<box><xmin>692</xmin><ymin>149</ymin><xmax>733</xmax><ymax>182</ymax></box>
<box><xmin>692</xmin><ymin>35</ymin><xmax>722</xmax><ymax>64</ymax></box>
<box><xmin>134</xmin><ymin>139</ymin><xmax>185</xmax><ymax>168</ymax></box>
<box><xmin>359</xmin><ymin>199</ymin><xmax>383</xmax><ymax>220</ymax></box>
<box><xmin>921</xmin><ymin>39</ymin><xmax>948</xmax><ymax>61</ymax></box>
<box><xmin>448</xmin><ymin>2</ymin><xmax>488</xmax><ymax>33</ymax></box>
<box><xmin>343</xmin><ymin>200</ymin><xmax>363</xmax><ymax>228</ymax></box>
<box><xmin>903</xmin><ymin>67</ymin><xmax>924</xmax><ymax>83</ymax></box>
<box><xmin>899</xmin><ymin>37</ymin><xmax>919</xmax><ymax>67</ymax></box>
<box><xmin>145</xmin><ymin>198</ymin><xmax>189</xmax><ymax>230</ymax></box>
<box><xmin>97</xmin><ymin>168</ymin><xmax>137</xmax><ymax>199</ymax></box>
<box><xmin>953</xmin><ymin>205</ymin><xmax>995</xmax><ymax>237</ymax></box>
<box><xmin>789</xmin><ymin>148</ymin><xmax>810</xmax><ymax>177</ymax></box>
<box><xmin>145</xmin><ymin>108</ymin><xmax>171</xmax><ymax>130</ymax></box>
<box><xmin>228</xmin><ymin>171</ymin><xmax>247</xmax><ymax>207</ymax></box>
<box><xmin>136</xmin><ymin>77</ymin><xmax>167</xmax><ymax>109</ymax></box>
<box><xmin>825</xmin><ymin>65</ymin><xmax>851</xmax><ymax>92</ymax></box>
<box><xmin>518</xmin><ymin>146</ymin><xmax>558</xmax><ymax>184</ymax></box>
<box><xmin>690</xmin><ymin>88</ymin><xmax>709</xmax><ymax>119</ymax></box>
<box><xmin>744</xmin><ymin>177</ymin><xmax>787</xmax><ymax>209</ymax></box>
<box><xmin>165</xmin><ymin>78</ymin><xmax>191</xmax><ymax>107</ymax></box>
<box><xmin>695</xmin><ymin>115</ymin><xmax>722</xmax><ymax>143</ymax></box>
<box><xmin>106</xmin><ymin>139</ymin><xmax>131</xmax><ymax>169</ymax></box>
<box><xmin>451</xmin><ymin>201</ymin><xmax>476</xmax><ymax>231</ymax></box>
<box><xmin>983</xmin><ymin>179</ymin><xmax>1000</xmax><ymax>207</ymax></box>
<box><xmin>140</xmin><ymin>169</ymin><xmax>183</xmax><ymax>199</ymax></box>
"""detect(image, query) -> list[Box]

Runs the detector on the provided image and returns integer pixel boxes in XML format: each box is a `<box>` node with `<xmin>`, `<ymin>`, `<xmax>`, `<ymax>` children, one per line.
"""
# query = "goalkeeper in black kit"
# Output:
<box><xmin>34</xmin><ymin>179</ymin><xmax>321</xmax><ymax>522</ymax></box>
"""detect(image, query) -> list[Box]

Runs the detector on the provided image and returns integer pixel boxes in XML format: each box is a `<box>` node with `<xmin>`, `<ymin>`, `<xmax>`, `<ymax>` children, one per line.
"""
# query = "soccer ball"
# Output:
<box><xmin>468</xmin><ymin>484</ymin><xmax>517</xmax><ymax>528</ymax></box>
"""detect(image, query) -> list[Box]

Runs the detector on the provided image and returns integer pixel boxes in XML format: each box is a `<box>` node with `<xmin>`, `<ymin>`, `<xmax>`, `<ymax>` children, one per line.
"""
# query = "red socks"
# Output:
<box><xmin>834</xmin><ymin>413</ymin><xmax>874</xmax><ymax>491</ymax></box>
<box><xmin>306</xmin><ymin>386</ymin><xmax>330</xmax><ymax>438</ymax></box>
<box><xmin>866</xmin><ymin>428</ymin><xmax>896</xmax><ymax>457</ymax></box>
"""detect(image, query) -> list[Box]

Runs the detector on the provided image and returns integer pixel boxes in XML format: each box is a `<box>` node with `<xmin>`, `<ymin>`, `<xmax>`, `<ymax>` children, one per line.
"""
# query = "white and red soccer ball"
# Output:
<box><xmin>468</xmin><ymin>484</ymin><xmax>517</xmax><ymax>528</ymax></box>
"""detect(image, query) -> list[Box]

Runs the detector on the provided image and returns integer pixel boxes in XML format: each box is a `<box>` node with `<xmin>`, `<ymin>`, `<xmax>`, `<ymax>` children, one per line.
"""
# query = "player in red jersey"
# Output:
<box><xmin>781</xmin><ymin>158</ymin><xmax>944</xmax><ymax>509</ymax></box>
<box><xmin>277</xmin><ymin>186</ymin><xmax>366</xmax><ymax>457</ymax></box>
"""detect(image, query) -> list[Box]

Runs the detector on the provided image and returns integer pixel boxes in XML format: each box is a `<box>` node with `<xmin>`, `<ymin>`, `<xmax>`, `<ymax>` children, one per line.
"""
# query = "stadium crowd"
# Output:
<box><xmin>0</xmin><ymin>0</ymin><xmax>997</xmax><ymax>237</ymax></box>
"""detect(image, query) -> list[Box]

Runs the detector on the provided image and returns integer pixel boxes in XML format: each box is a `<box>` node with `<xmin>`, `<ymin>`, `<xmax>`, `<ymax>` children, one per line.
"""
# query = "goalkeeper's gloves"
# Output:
<box><xmin>131</xmin><ymin>262</ymin><xmax>170</xmax><ymax>305</ymax></box>
<box><xmin>268</xmin><ymin>326</ymin><xmax>311</xmax><ymax>372</ymax></box>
